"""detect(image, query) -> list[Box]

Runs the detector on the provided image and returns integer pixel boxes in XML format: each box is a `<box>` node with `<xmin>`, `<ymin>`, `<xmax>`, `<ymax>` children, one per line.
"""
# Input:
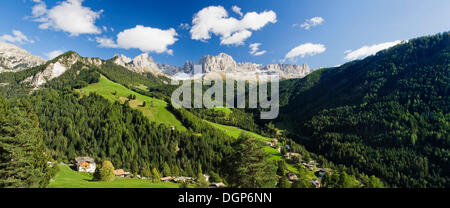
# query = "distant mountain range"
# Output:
<box><xmin>113</xmin><ymin>52</ymin><xmax>311</xmax><ymax>80</ymax></box>
<box><xmin>0</xmin><ymin>42</ymin><xmax>311</xmax><ymax>85</ymax></box>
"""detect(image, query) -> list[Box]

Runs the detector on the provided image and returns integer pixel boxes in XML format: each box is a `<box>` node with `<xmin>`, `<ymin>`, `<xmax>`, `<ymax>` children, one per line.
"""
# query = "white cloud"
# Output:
<box><xmin>344</xmin><ymin>40</ymin><xmax>402</xmax><ymax>61</ymax></box>
<box><xmin>295</xmin><ymin>17</ymin><xmax>324</xmax><ymax>30</ymax></box>
<box><xmin>221</xmin><ymin>30</ymin><xmax>252</xmax><ymax>46</ymax></box>
<box><xmin>249</xmin><ymin>43</ymin><xmax>266</xmax><ymax>56</ymax></box>
<box><xmin>96</xmin><ymin>25</ymin><xmax>178</xmax><ymax>54</ymax></box>
<box><xmin>232</xmin><ymin>5</ymin><xmax>243</xmax><ymax>17</ymax></box>
<box><xmin>95</xmin><ymin>37</ymin><xmax>118</xmax><ymax>48</ymax></box>
<box><xmin>31</xmin><ymin>0</ymin><xmax>102</xmax><ymax>36</ymax></box>
<box><xmin>190</xmin><ymin>6</ymin><xmax>277</xmax><ymax>46</ymax></box>
<box><xmin>45</xmin><ymin>50</ymin><xmax>64</xmax><ymax>60</ymax></box>
<box><xmin>0</xmin><ymin>30</ymin><xmax>35</xmax><ymax>44</ymax></box>
<box><xmin>285</xmin><ymin>43</ymin><xmax>326</xmax><ymax>60</ymax></box>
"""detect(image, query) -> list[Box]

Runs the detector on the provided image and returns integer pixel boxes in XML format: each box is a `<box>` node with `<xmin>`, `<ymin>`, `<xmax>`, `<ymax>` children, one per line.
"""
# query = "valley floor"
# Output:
<box><xmin>48</xmin><ymin>164</ymin><xmax>179</xmax><ymax>188</ymax></box>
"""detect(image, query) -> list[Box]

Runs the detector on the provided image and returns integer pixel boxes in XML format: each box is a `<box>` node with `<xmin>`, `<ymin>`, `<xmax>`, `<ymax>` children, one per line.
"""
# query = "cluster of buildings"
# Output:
<box><xmin>284</xmin><ymin>161</ymin><xmax>333</xmax><ymax>188</ymax></box>
<box><xmin>160</xmin><ymin>174</ymin><xmax>226</xmax><ymax>188</ymax></box>
<box><xmin>74</xmin><ymin>156</ymin><xmax>226</xmax><ymax>187</ymax></box>
<box><xmin>75</xmin><ymin>157</ymin><xmax>131</xmax><ymax>178</ymax></box>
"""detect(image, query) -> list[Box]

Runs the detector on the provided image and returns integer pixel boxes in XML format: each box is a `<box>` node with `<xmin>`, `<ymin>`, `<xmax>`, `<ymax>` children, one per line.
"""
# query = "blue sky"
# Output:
<box><xmin>0</xmin><ymin>0</ymin><xmax>449</xmax><ymax>69</ymax></box>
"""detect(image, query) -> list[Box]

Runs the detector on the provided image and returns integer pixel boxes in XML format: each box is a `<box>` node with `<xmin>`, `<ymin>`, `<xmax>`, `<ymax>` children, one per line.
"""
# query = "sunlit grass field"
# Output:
<box><xmin>48</xmin><ymin>165</ymin><xmax>179</xmax><ymax>188</ymax></box>
<box><xmin>79</xmin><ymin>75</ymin><xmax>186</xmax><ymax>131</ymax></box>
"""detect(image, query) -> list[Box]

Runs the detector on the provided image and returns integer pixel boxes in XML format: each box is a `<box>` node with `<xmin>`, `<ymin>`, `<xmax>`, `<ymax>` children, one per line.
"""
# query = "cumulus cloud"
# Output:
<box><xmin>45</xmin><ymin>50</ymin><xmax>64</xmax><ymax>60</ymax></box>
<box><xmin>190</xmin><ymin>6</ymin><xmax>277</xmax><ymax>46</ymax></box>
<box><xmin>31</xmin><ymin>0</ymin><xmax>103</xmax><ymax>36</ymax></box>
<box><xmin>96</xmin><ymin>37</ymin><xmax>118</xmax><ymax>48</ymax></box>
<box><xmin>294</xmin><ymin>17</ymin><xmax>324</xmax><ymax>30</ymax></box>
<box><xmin>96</xmin><ymin>25</ymin><xmax>178</xmax><ymax>54</ymax></box>
<box><xmin>0</xmin><ymin>30</ymin><xmax>35</xmax><ymax>44</ymax></box>
<box><xmin>221</xmin><ymin>30</ymin><xmax>252</xmax><ymax>45</ymax></box>
<box><xmin>249</xmin><ymin>43</ymin><xmax>266</xmax><ymax>56</ymax></box>
<box><xmin>285</xmin><ymin>43</ymin><xmax>326</xmax><ymax>60</ymax></box>
<box><xmin>344</xmin><ymin>40</ymin><xmax>402</xmax><ymax>61</ymax></box>
<box><xmin>232</xmin><ymin>5</ymin><xmax>243</xmax><ymax>17</ymax></box>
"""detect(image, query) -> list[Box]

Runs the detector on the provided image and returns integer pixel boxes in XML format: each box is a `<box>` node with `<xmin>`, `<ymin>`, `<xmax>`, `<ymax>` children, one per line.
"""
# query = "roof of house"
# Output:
<box><xmin>114</xmin><ymin>169</ymin><xmax>125</xmax><ymax>176</ymax></box>
<box><xmin>210</xmin><ymin>182</ymin><xmax>226</xmax><ymax>187</ymax></box>
<box><xmin>75</xmin><ymin>157</ymin><xmax>94</xmax><ymax>165</ymax></box>
<box><xmin>160</xmin><ymin>176</ymin><xmax>174</xmax><ymax>181</ymax></box>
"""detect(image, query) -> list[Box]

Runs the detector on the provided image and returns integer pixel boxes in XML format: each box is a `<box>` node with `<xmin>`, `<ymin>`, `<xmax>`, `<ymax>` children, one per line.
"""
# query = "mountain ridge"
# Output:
<box><xmin>112</xmin><ymin>52</ymin><xmax>311</xmax><ymax>80</ymax></box>
<box><xmin>0</xmin><ymin>42</ymin><xmax>46</xmax><ymax>73</ymax></box>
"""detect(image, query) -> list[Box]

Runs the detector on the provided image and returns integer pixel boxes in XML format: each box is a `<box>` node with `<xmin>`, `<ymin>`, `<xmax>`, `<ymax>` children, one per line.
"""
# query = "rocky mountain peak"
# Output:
<box><xmin>113</xmin><ymin>54</ymin><xmax>132</xmax><ymax>67</ymax></box>
<box><xmin>199</xmin><ymin>53</ymin><xmax>237</xmax><ymax>73</ymax></box>
<box><xmin>0</xmin><ymin>42</ymin><xmax>46</xmax><ymax>72</ymax></box>
<box><xmin>28</xmin><ymin>51</ymin><xmax>104</xmax><ymax>87</ymax></box>
<box><xmin>132</xmin><ymin>53</ymin><xmax>156</xmax><ymax>68</ymax></box>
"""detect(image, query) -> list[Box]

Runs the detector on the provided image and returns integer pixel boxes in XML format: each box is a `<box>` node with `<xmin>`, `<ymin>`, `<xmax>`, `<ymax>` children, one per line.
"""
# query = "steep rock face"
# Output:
<box><xmin>182</xmin><ymin>53</ymin><xmax>311</xmax><ymax>80</ymax></box>
<box><xmin>199</xmin><ymin>53</ymin><xmax>238</xmax><ymax>73</ymax></box>
<box><xmin>110</xmin><ymin>52</ymin><xmax>311</xmax><ymax>81</ymax></box>
<box><xmin>261</xmin><ymin>63</ymin><xmax>311</xmax><ymax>79</ymax></box>
<box><xmin>113</xmin><ymin>54</ymin><xmax>132</xmax><ymax>67</ymax></box>
<box><xmin>113</xmin><ymin>53</ymin><xmax>166</xmax><ymax>76</ymax></box>
<box><xmin>31</xmin><ymin>52</ymin><xmax>104</xmax><ymax>87</ymax></box>
<box><xmin>0</xmin><ymin>42</ymin><xmax>45</xmax><ymax>72</ymax></box>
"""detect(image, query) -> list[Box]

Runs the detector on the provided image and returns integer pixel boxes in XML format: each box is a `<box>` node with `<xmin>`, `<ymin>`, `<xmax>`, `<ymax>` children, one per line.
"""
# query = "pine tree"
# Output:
<box><xmin>98</xmin><ymin>160</ymin><xmax>115</xmax><ymax>182</ymax></box>
<box><xmin>0</xmin><ymin>97</ymin><xmax>51</xmax><ymax>188</ymax></box>
<box><xmin>225</xmin><ymin>133</ymin><xmax>277</xmax><ymax>188</ymax></box>
<box><xmin>151</xmin><ymin>168</ymin><xmax>161</xmax><ymax>182</ymax></box>
<box><xmin>277</xmin><ymin>176</ymin><xmax>291</xmax><ymax>188</ymax></box>
<box><xmin>196</xmin><ymin>173</ymin><xmax>209</xmax><ymax>188</ymax></box>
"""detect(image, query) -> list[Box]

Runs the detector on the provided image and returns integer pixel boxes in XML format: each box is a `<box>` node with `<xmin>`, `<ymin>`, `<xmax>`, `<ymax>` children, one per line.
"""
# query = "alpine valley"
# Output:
<box><xmin>0</xmin><ymin>32</ymin><xmax>448</xmax><ymax>188</ymax></box>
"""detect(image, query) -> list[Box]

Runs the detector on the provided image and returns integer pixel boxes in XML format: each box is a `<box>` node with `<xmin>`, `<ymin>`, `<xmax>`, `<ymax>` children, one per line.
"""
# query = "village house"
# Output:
<box><xmin>160</xmin><ymin>176</ymin><xmax>174</xmax><ymax>182</ymax></box>
<box><xmin>75</xmin><ymin>157</ymin><xmax>96</xmax><ymax>173</ymax></box>
<box><xmin>114</xmin><ymin>169</ymin><xmax>131</xmax><ymax>177</ymax></box>
<box><xmin>284</xmin><ymin>152</ymin><xmax>301</xmax><ymax>160</ymax></box>
<box><xmin>311</xmin><ymin>178</ymin><xmax>321</xmax><ymax>188</ymax></box>
<box><xmin>173</xmin><ymin>176</ymin><xmax>193</xmax><ymax>183</ymax></box>
<box><xmin>302</xmin><ymin>163</ymin><xmax>315</xmax><ymax>171</ymax></box>
<box><xmin>265</xmin><ymin>139</ymin><xmax>278</xmax><ymax>148</ymax></box>
<box><xmin>209</xmin><ymin>182</ymin><xmax>226</xmax><ymax>188</ymax></box>
<box><xmin>286</xmin><ymin>172</ymin><xmax>298</xmax><ymax>181</ymax></box>
<box><xmin>316</xmin><ymin>168</ymin><xmax>332</xmax><ymax>178</ymax></box>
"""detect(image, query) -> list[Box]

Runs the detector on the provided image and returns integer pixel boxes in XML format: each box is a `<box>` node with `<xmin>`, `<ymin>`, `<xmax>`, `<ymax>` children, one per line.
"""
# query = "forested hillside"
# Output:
<box><xmin>1</xmin><ymin>32</ymin><xmax>448</xmax><ymax>188</ymax></box>
<box><xmin>278</xmin><ymin>32</ymin><xmax>450</xmax><ymax>187</ymax></box>
<box><xmin>0</xmin><ymin>95</ymin><xmax>51</xmax><ymax>187</ymax></box>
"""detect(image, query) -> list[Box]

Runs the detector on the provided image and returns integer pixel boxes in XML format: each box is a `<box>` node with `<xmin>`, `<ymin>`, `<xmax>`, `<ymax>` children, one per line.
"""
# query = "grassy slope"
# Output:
<box><xmin>213</xmin><ymin>106</ymin><xmax>233</xmax><ymax>114</ymax></box>
<box><xmin>79</xmin><ymin>76</ymin><xmax>299</xmax><ymax>176</ymax></box>
<box><xmin>206</xmin><ymin>121</ymin><xmax>298</xmax><ymax>173</ymax></box>
<box><xmin>48</xmin><ymin>165</ymin><xmax>179</xmax><ymax>188</ymax></box>
<box><xmin>79</xmin><ymin>75</ymin><xmax>186</xmax><ymax>131</ymax></box>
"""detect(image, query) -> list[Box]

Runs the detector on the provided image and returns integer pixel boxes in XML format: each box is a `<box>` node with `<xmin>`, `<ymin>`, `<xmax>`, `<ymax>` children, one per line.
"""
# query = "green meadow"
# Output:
<box><xmin>79</xmin><ymin>75</ymin><xmax>186</xmax><ymax>131</ymax></box>
<box><xmin>48</xmin><ymin>165</ymin><xmax>179</xmax><ymax>188</ymax></box>
<box><xmin>206</xmin><ymin>121</ymin><xmax>299</xmax><ymax>173</ymax></box>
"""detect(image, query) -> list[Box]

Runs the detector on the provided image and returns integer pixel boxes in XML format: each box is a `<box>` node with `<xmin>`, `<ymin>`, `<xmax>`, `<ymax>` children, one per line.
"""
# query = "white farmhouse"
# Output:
<box><xmin>75</xmin><ymin>157</ymin><xmax>96</xmax><ymax>173</ymax></box>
